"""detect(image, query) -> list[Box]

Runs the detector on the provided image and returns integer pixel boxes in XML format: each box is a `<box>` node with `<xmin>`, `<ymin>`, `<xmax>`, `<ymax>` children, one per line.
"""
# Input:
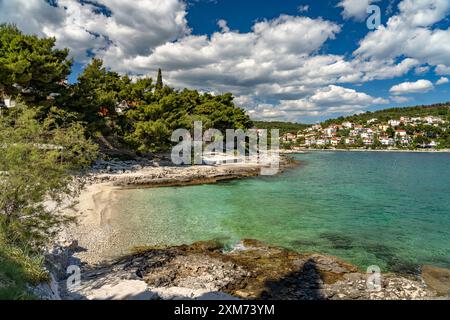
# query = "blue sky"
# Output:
<box><xmin>2</xmin><ymin>0</ymin><xmax>450</xmax><ymax>123</ymax></box>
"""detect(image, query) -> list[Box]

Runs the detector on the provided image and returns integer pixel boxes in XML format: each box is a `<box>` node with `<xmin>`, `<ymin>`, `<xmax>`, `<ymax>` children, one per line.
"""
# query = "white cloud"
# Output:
<box><xmin>389</xmin><ymin>79</ymin><xmax>434</xmax><ymax>95</ymax></box>
<box><xmin>0</xmin><ymin>0</ymin><xmax>190</xmax><ymax>62</ymax></box>
<box><xmin>310</xmin><ymin>85</ymin><xmax>388</xmax><ymax>106</ymax></box>
<box><xmin>337</xmin><ymin>0</ymin><xmax>380</xmax><ymax>21</ymax></box>
<box><xmin>355</xmin><ymin>0</ymin><xmax>450</xmax><ymax>67</ymax></box>
<box><xmin>436</xmin><ymin>77</ymin><xmax>449</xmax><ymax>85</ymax></box>
<box><xmin>247</xmin><ymin>85</ymin><xmax>388</xmax><ymax>121</ymax></box>
<box><xmin>436</xmin><ymin>64</ymin><xmax>450</xmax><ymax>75</ymax></box>
<box><xmin>390</xmin><ymin>96</ymin><xmax>411</xmax><ymax>103</ymax></box>
<box><xmin>415</xmin><ymin>65</ymin><xmax>430</xmax><ymax>75</ymax></box>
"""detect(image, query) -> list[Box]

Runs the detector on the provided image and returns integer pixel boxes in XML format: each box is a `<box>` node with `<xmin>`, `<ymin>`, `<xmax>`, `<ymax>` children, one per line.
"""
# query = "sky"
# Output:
<box><xmin>1</xmin><ymin>0</ymin><xmax>450</xmax><ymax>123</ymax></box>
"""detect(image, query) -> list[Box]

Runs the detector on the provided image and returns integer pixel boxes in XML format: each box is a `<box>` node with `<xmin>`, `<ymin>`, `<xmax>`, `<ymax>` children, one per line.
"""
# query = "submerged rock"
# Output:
<box><xmin>421</xmin><ymin>265</ymin><xmax>450</xmax><ymax>297</ymax></box>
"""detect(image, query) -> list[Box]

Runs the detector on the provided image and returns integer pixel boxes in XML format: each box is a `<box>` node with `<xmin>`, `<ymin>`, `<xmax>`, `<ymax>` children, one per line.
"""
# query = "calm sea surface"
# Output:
<box><xmin>112</xmin><ymin>152</ymin><xmax>450</xmax><ymax>273</ymax></box>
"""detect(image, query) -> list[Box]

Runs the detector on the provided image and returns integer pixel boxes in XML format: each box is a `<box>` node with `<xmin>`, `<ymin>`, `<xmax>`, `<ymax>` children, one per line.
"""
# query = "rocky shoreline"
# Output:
<box><xmin>82</xmin><ymin>154</ymin><xmax>298</xmax><ymax>188</ymax></box>
<box><xmin>40</xmin><ymin>155</ymin><xmax>449</xmax><ymax>300</ymax></box>
<box><xmin>45</xmin><ymin>240</ymin><xmax>449</xmax><ymax>300</ymax></box>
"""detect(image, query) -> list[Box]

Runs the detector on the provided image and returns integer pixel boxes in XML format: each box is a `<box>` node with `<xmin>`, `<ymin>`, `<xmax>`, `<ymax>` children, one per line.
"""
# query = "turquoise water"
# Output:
<box><xmin>112</xmin><ymin>152</ymin><xmax>450</xmax><ymax>273</ymax></box>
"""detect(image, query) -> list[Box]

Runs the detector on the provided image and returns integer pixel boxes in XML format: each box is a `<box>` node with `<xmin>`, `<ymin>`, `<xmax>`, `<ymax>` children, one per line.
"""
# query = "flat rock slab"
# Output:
<box><xmin>85</xmin><ymin>280</ymin><xmax>157</xmax><ymax>300</ymax></box>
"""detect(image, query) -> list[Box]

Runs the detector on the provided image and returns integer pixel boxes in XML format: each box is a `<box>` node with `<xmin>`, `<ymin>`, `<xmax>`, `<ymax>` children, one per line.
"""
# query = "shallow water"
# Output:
<box><xmin>112</xmin><ymin>152</ymin><xmax>450</xmax><ymax>273</ymax></box>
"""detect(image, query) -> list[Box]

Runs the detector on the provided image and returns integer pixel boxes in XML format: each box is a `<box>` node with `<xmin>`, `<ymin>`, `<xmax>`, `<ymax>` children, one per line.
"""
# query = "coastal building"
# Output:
<box><xmin>305</xmin><ymin>138</ymin><xmax>316</xmax><ymax>146</ymax></box>
<box><xmin>388</xmin><ymin>119</ymin><xmax>401</xmax><ymax>126</ymax></box>
<box><xmin>330</xmin><ymin>137</ymin><xmax>341</xmax><ymax>146</ymax></box>
<box><xmin>380</xmin><ymin>136</ymin><xmax>394</xmax><ymax>146</ymax></box>
<box><xmin>400</xmin><ymin>116</ymin><xmax>411</xmax><ymax>124</ymax></box>
<box><xmin>316</xmin><ymin>139</ymin><xmax>326</xmax><ymax>146</ymax></box>
<box><xmin>363</xmin><ymin>138</ymin><xmax>374</xmax><ymax>145</ymax></box>
<box><xmin>367</xmin><ymin>118</ymin><xmax>378</xmax><ymax>124</ymax></box>
<box><xmin>397</xmin><ymin>137</ymin><xmax>411</xmax><ymax>145</ymax></box>
<box><xmin>324</xmin><ymin>127</ymin><xmax>336</xmax><ymax>137</ymax></box>
<box><xmin>361</xmin><ymin>130</ymin><xmax>374</xmax><ymax>139</ymax></box>
<box><xmin>378</xmin><ymin>124</ymin><xmax>389</xmax><ymax>132</ymax></box>
<box><xmin>342</xmin><ymin>121</ymin><xmax>353</xmax><ymax>129</ymax></box>
<box><xmin>424</xmin><ymin>116</ymin><xmax>444</xmax><ymax>125</ymax></box>
<box><xmin>345</xmin><ymin>137</ymin><xmax>355</xmax><ymax>145</ymax></box>
<box><xmin>395</xmin><ymin>130</ymin><xmax>407</xmax><ymax>137</ymax></box>
<box><xmin>0</xmin><ymin>95</ymin><xmax>16</xmax><ymax>108</ymax></box>
<box><xmin>428</xmin><ymin>141</ymin><xmax>439</xmax><ymax>148</ymax></box>
<box><xmin>282</xmin><ymin>133</ymin><xmax>298</xmax><ymax>142</ymax></box>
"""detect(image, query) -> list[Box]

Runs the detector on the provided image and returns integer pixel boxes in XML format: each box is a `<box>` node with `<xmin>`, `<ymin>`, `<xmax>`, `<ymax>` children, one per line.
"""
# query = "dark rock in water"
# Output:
<box><xmin>320</xmin><ymin>232</ymin><xmax>354</xmax><ymax>250</ymax></box>
<box><xmin>290</xmin><ymin>239</ymin><xmax>318</xmax><ymax>247</ymax></box>
<box><xmin>363</xmin><ymin>243</ymin><xmax>419</xmax><ymax>275</ymax></box>
<box><xmin>421</xmin><ymin>265</ymin><xmax>450</xmax><ymax>297</ymax></box>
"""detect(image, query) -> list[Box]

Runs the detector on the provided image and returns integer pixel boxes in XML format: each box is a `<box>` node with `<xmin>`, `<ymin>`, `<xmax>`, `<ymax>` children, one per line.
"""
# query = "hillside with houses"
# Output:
<box><xmin>281</xmin><ymin>104</ymin><xmax>450</xmax><ymax>150</ymax></box>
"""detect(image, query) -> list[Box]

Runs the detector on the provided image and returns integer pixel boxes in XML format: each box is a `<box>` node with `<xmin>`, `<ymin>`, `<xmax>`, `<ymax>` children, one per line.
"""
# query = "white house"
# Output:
<box><xmin>400</xmin><ymin>116</ymin><xmax>411</xmax><ymax>124</ymax></box>
<box><xmin>361</xmin><ymin>130</ymin><xmax>374</xmax><ymax>139</ymax></box>
<box><xmin>424</xmin><ymin>116</ymin><xmax>444</xmax><ymax>125</ymax></box>
<box><xmin>395</xmin><ymin>130</ymin><xmax>407</xmax><ymax>137</ymax></box>
<box><xmin>342</xmin><ymin>121</ymin><xmax>353</xmax><ymax>129</ymax></box>
<box><xmin>380</xmin><ymin>137</ymin><xmax>394</xmax><ymax>146</ymax></box>
<box><xmin>388</xmin><ymin>119</ymin><xmax>401</xmax><ymax>126</ymax></box>
<box><xmin>330</xmin><ymin>137</ymin><xmax>341</xmax><ymax>146</ymax></box>
<box><xmin>283</xmin><ymin>133</ymin><xmax>298</xmax><ymax>142</ymax></box>
<box><xmin>115</xmin><ymin>100</ymin><xmax>129</xmax><ymax>113</ymax></box>
<box><xmin>345</xmin><ymin>137</ymin><xmax>355</xmax><ymax>145</ymax></box>
<box><xmin>324</xmin><ymin>127</ymin><xmax>336</xmax><ymax>137</ymax></box>
<box><xmin>367</xmin><ymin>118</ymin><xmax>378</xmax><ymax>124</ymax></box>
<box><xmin>397</xmin><ymin>136</ymin><xmax>411</xmax><ymax>145</ymax></box>
<box><xmin>316</xmin><ymin>139</ymin><xmax>326</xmax><ymax>146</ymax></box>
<box><xmin>1</xmin><ymin>96</ymin><xmax>17</xmax><ymax>108</ymax></box>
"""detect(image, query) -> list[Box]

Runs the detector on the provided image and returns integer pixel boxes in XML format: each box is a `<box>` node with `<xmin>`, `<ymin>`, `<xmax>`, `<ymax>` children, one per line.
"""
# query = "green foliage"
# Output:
<box><xmin>321</xmin><ymin>103</ymin><xmax>450</xmax><ymax>127</ymax></box>
<box><xmin>63</xmin><ymin>59</ymin><xmax>252</xmax><ymax>154</ymax></box>
<box><xmin>155</xmin><ymin>68</ymin><xmax>163</xmax><ymax>91</ymax></box>
<box><xmin>0</xmin><ymin>106</ymin><xmax>98</xmax><ymax>249</ymax></box>
<box><xmin>253</xmin><ymin>121</ymin><xmax>309</xmax><ymax>135</ymax></box>
<box><xmin>0</xmin><ymin>237</ymin><xmax>48</xmax><ymax>299</ymax></box>
<box><xmin>0</xmin><ymin>24</ymin><xmax>72</xmax><ymax>105</ymax></box>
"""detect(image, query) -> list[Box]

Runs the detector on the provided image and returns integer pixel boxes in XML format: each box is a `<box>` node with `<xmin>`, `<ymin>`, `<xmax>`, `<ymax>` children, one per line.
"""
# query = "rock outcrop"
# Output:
<box><xmin>54</xmin><ymin>240</ymin><xmax>440</xmax><ymax>300</ymax></box>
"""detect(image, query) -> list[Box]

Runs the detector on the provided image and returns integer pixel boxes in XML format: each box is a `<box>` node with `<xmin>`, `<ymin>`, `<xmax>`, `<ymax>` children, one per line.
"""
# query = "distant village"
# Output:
<box><xmin>282</xmin><ymin>115</ymin><xmax>449</xmax><ymax>150</ymax></box>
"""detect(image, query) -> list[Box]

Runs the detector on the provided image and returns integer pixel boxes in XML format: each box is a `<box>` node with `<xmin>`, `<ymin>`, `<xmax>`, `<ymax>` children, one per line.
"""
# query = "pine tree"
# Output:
<box><xmin>155</xmin><ymin>68</ymin><xmax>163</xmax><ymax>91</ymax></box>
<box><xmin>0</xmin><ymin>24</ymin><xmax>72</xmax><ymax>105</ymax></box>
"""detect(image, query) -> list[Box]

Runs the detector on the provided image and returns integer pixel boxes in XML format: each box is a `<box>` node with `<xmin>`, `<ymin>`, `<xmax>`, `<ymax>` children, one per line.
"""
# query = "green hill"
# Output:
<box><xmin>321</xmin><ymin>102</ymin><xmax>450</xmax><ymax>127</ymax></box>
<box><xmin>253</xmin><ymin>121</ymin><xmax>310</xmax><ymax>135</ymax></box>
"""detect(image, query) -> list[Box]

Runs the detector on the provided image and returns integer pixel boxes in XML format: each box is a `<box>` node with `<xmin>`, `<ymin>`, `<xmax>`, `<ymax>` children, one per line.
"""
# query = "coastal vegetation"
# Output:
<box><xmin>253</xmin><ymin>121</ymin><xmax>309</xmax><ymax>135</ymax></box>
<box><xmin>0</xmin><ymin>24</ymin><xmax>252</xmax><ymax>298</ymax></box>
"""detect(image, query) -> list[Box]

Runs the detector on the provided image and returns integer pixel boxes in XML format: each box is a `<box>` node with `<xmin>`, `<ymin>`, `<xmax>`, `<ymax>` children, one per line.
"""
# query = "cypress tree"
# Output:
<box><xmin>156</xmin><ymin>68</ymin><xmax>163</xmax><ymax>91</ymax></box>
